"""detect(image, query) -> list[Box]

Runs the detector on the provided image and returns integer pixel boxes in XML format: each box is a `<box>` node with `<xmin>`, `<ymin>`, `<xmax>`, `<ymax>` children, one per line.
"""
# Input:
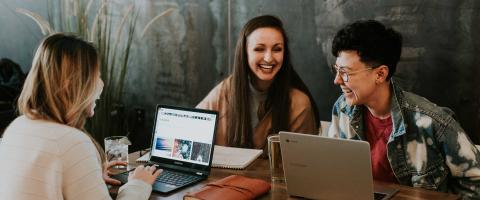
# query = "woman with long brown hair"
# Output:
<box><xmin>197</xmin><ymin>15</ymin><xmax>319</xmax><ymax>150</ymax></box>
<box><xmin>0</xmin><ymin>33</ymin><xmax>160</xmax><ymax>199</ymax></box>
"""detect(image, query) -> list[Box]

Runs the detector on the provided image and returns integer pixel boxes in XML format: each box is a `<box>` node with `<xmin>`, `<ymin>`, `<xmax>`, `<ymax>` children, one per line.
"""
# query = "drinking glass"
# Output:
<box><xmin>268</xmin><ymin>135</ymin><xmax>284</xmax><ymax>182</ymax></box>
<box><xmin>104</xmin><ymin>136</ymin><xmax>130</xmax><ymax>168</ymax></box>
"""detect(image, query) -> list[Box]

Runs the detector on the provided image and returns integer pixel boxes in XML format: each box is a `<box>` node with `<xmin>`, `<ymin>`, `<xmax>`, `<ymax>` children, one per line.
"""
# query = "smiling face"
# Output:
<box><xmin>246</xmin><ymin>27</ymin><xmax>284</xmax><ymax>91</ymax></box>
<box><xmin>334</xmin><ymin>50</ymin><xmax>378</xmax><ymax>106</ymax></box>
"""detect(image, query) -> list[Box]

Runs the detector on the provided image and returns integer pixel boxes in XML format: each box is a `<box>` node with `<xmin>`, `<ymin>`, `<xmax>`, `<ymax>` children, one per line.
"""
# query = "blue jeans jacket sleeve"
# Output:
<box><xmin>327</xmin><ymin>82</ymin><xmax>480</xmax><ymax>200</ymax></box>
<box><xmin>439</xmin><ymin>118</ymin><xmax>480</xmax><ymax>199</ymax></box>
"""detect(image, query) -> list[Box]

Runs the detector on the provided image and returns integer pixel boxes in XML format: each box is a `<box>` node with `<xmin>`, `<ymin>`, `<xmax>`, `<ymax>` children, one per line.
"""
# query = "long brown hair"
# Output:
<box><xmin>227</xmin><ymin>15</ymin><xmax>319</xmax><ymax>147</ymax></box>
<box><xmin>17</xmin><ymin>33</ymin><xmax>106</xmax><ymax>166</ymax></box>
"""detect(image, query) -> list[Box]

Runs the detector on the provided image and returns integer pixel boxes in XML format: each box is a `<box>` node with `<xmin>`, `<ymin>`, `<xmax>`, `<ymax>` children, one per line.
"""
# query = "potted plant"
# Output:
<box><xmin>16</xmin><ymin>0</ymin><xmax>173</xmax><ymax>144</ymax></box>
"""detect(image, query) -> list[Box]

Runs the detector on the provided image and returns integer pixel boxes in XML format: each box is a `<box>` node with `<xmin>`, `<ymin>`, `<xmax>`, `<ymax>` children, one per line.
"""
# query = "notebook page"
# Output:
<box><xmin>212</xmin><ymin>145</ymin><xmax>263</xmax><ymax>169</ymax></box>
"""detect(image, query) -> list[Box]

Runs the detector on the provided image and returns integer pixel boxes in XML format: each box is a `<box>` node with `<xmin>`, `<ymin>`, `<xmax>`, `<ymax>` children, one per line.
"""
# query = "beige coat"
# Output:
<box><xmin>197</xmin><ymin>76</ymin><xmax>317</xmax><ymax>150</ymax></box>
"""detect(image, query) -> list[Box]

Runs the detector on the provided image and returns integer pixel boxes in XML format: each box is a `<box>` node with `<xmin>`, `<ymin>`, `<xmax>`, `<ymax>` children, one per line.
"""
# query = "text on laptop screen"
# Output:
<box><xmin>151</xmin><ymin>107</ymin><xmax>216</xmax><ymax>166</ymax></box>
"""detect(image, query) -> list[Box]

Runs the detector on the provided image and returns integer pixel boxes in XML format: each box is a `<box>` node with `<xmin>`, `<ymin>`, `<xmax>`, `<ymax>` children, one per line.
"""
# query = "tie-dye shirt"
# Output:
<box><xmin>327</xmin><ymin>81</ymin><xmax>480</xmax><ymax>200</ymax></box>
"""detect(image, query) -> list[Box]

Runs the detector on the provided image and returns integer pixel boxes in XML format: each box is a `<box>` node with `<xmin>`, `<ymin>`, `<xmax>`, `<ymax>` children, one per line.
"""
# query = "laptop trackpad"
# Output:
<box><xmin>152</xmin><ymin>182</ymin><xmax>178</xmax><ymax>193</ymax></box>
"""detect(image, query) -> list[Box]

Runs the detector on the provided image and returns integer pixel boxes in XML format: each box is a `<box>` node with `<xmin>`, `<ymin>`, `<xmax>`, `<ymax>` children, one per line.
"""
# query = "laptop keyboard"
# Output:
<box><xmin>374</xmin><ymin>192</ymin><xmax>387</xmax><ymax>200</ymax></box>
<box><xmin>156</xmin><ymin>170</ymin><xmax>202</xmax><ymax>186</ymax></box>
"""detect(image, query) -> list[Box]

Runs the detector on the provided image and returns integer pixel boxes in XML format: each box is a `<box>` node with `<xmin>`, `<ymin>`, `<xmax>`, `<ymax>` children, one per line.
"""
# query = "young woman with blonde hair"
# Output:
<box><xmin>0</xmin><ymin>33</ymin><xmax>160</xmax><ymax>199</ymax></box>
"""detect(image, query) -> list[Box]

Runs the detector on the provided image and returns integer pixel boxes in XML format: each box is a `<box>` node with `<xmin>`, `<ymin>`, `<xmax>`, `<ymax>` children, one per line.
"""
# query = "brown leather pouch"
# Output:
<box><xmin>183</xmin><ymin>175</ymin><xmax>271</xmax><ymax>200</ymax></box>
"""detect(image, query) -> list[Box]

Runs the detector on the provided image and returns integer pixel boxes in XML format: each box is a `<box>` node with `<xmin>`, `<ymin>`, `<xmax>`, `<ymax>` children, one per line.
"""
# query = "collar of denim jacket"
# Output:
<box><xmin>338</xmin><ymin>80</ymin><xmax>407</xmax><ymax>140</ymax></box>
<box><xmin>389</xmin><ymin>80</ymin><xmax>407</xmax><ymax>139</ymax></box>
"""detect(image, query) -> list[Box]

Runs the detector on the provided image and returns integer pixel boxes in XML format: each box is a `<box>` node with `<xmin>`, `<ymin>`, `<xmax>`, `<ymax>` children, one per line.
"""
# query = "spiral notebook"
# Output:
<box><xmin>136</xmin><ymin>152</ymin><xmax>151</xmax><ymax>163</ymax></box>
<box><xmin>211</xmin><ymin>145</ymin><xmax>263</xmax><ymax>169</ymax></box>
<box><xmin>137</xmin><ymin>145</ymin><xmax>262</xmax><ymax>170</ymax></box>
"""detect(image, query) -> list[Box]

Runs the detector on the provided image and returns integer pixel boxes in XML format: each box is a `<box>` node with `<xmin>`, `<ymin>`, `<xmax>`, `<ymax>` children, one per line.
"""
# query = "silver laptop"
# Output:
<box><xmin>279</xmin><ymin>132</ymin><xmax>398</xmax><ymax>200</ymax></box>
<box><xmin>114</xmin><ymin>105</ymin><xmax>218</xmax><ymax>193</ymax></box>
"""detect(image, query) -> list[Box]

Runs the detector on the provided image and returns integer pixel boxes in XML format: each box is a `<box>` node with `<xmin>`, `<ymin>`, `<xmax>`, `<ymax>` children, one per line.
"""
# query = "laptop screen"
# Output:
<box><xmin>150</xmin><ymin>105</ymin><xmax>217</xmax><ymax>169</ymax></box>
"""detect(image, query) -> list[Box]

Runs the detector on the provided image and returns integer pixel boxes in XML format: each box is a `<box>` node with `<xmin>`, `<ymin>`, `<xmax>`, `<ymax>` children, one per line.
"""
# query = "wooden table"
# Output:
<box><xmin>111</xmin><ymin>152</ymin><xmax>460</xmax><ymax>200</ymax></box>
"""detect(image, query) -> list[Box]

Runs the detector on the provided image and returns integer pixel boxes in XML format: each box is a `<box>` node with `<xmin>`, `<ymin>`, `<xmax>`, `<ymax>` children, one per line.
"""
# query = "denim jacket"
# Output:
<box><xmin>327</xmin><ymin>81</ymin><xmax>480</xmax><ymax>200</ymax></box>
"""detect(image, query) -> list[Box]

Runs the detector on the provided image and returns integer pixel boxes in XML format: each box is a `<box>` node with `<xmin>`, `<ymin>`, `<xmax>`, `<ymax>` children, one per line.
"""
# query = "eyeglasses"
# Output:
<box><xmin>331</xmin><ymin>64</ymin><xmax>374</xmax><ymax>82</ymax></box>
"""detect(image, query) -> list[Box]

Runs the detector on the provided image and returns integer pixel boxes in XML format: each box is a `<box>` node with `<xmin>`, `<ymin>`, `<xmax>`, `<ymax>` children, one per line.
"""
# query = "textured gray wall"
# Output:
<box><xmin>0</xmin><ymin>0</ymin><xmax>45</xmax><ymax>72</ymax></box>
<box><xmin>121</xmin><ymin>0</ymin><xmax>228</xmax><ymax>148</ymax></box>
<box><xmin>125</xmin><ymin>0</ymin><xmax>226</xmax><ymax>109</ymax></box>
<box><xmin>1</xmin><ymin>0</ymin><xmax>479</xmax><ymax>145</ymax></box>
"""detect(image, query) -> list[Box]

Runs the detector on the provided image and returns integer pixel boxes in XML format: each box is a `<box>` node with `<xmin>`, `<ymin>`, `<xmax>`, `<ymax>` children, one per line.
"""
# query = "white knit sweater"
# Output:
<box><xmin>0</xmin><ymin>115</ymin><xmax>152</xmax><ymax>200</ymax></box>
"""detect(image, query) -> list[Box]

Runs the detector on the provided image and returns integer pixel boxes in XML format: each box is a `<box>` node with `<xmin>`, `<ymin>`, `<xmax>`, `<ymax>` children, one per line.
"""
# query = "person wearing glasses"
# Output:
<box><xmin>327</xmin><ymin>20</ymin><xmax>480</xmax><ymax>199</ymax></box>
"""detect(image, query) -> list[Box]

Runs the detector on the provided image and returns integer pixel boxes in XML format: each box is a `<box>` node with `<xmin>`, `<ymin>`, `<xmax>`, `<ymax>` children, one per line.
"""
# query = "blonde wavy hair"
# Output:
<box><xmin>17</xmin><ymin>33</ymin><xmax>106</xmax><ymax>166</ymax></box>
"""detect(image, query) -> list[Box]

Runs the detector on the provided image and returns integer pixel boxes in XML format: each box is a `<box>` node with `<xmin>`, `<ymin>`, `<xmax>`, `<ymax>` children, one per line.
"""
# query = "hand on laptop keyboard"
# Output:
<box><xmin>129</xmin><ymin>164</ymin><xmax>163</xmax><ymax>185</ymax></box>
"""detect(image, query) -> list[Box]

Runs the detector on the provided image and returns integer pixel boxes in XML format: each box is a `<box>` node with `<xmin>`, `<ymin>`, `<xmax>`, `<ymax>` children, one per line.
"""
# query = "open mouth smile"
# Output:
<box><xmin>259</xmin><ymin>64</ymin><xmax>274</xmax><ymax>69</ymax></box>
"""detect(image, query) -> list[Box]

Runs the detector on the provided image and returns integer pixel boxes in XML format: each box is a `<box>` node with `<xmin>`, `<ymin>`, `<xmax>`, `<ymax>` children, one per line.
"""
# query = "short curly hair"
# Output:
<box><xmin>332</xmin><ymin>20</ymin><xmax>402</xmax><ymax>80</ymax></box>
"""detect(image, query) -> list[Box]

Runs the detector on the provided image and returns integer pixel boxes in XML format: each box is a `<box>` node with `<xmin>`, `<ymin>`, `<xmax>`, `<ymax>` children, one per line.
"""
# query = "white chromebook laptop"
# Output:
<box><xmin>279</xmin><ymin>131</ymin><xmax>398</xmax><ymax>200</ymax></box>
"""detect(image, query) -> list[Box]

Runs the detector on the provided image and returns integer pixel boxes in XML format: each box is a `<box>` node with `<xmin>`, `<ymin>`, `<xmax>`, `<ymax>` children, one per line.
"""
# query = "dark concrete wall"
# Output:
<box><xmin>1</xmin><ymin>0</ymin><xmax>479</xmax><ymax>145</ymax></box>
<box><xmin>0</xmin><ymin>0</ymin><xmax>45</xmax><ymax>72</ymax></box>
